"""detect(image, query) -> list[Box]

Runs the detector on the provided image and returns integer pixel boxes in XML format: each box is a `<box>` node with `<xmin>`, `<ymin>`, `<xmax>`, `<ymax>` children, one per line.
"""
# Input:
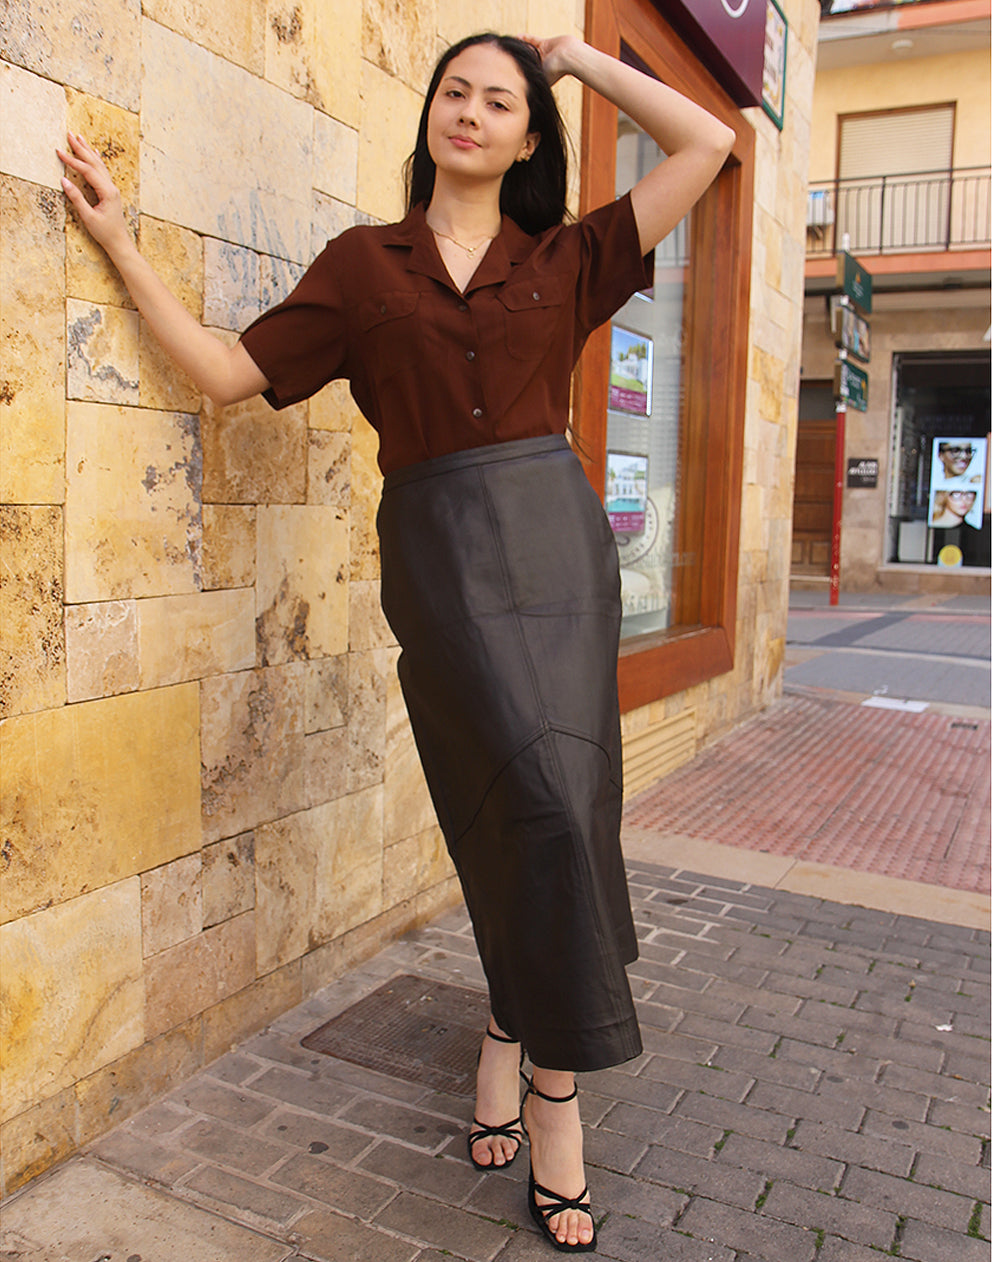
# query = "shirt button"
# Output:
<box><xmin>472</xmin><ymin>408</ymin><xmax>483</xmax><ymax>419</ymax></box>
<box><xmin>466</xmin><ymin>350</ymin><xmax>476</xmax><ymax>361</ymax></box>
<box><xmin>379</xmin><ymin>303</ymin><xmax>387</xmax><ymax>314</ymax></box>
<box><xmin>532</xmin><ymin>291</ymin><xmax>541</xmax><ymax>301</ymax></box>
<box><xmin>458</xmin><ymin>302</ymin><xmax>468</xmax><ymax>312</ymax></box>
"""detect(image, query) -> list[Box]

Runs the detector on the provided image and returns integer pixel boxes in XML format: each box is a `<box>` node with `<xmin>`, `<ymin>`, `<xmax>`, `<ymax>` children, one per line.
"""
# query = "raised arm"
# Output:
<box><xmin>58</xmin><ymin>133</ymin><xmax>269</xmax><ymax>407</ymax></box>
<box><xmin>528</xmin><ymin>37</ymin><xmax>736</xmax><ymax>254</ymax></box>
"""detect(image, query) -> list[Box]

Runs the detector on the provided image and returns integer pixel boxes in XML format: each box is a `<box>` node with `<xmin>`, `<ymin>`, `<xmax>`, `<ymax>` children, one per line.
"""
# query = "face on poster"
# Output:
<box><xmin>928</xmin><ymin>437</ymin><xmax>986</xmax><ymax>529</ymax></box>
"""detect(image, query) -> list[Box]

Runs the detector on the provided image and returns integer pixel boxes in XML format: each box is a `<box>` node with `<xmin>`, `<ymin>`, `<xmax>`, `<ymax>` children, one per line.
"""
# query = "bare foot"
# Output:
<box><xmin>468</xmin><ymin>1021</ymin><xmax>523</xmax><ymax>1168</ymax></box>
<box><xmin>524</xmin><ymin>1070</ymin><xmax>595</xmax><ymax>1248</ymax></box>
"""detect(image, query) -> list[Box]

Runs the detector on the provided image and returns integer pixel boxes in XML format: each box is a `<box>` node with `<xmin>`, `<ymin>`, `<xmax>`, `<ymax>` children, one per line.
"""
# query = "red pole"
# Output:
<box><xmin>829</xmin><ymin>401</ymin><xmax>846</xmax><ymax>606</ymax></box>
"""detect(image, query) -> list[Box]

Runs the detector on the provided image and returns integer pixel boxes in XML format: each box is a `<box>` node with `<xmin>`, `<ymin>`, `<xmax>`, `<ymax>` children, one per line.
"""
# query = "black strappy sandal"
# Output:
<box><xmin>521</xmin><ymin>1073</ymin><xmax>598</xmax><ymax>1254</ymax></box>
<box><xmin>467</xmin><ymin>1025</ymin><xmax>526</xmax><ymax>1172</ymax></box>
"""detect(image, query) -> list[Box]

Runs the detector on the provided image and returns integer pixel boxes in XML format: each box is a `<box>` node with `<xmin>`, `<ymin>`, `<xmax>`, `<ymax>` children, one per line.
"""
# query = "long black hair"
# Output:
<box><xmin>404</xmin><ymin>33</ymin><xmax>569</xmax><ymax>236</ymax></box>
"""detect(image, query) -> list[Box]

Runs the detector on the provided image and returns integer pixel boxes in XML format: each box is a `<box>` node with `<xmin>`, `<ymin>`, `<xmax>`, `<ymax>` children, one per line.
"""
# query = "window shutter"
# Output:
<box><xmin>839</xmin><ymin>107</ymin><xmax>954</xmax><ymax>179</ymax></box>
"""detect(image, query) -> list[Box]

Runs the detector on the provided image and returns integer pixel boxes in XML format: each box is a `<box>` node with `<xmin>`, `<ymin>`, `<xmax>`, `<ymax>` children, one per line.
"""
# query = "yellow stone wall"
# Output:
<box><xmin>0</xmin><ymin>0</ymin><xmax>814</xmax><ymax>1193</ymax></box>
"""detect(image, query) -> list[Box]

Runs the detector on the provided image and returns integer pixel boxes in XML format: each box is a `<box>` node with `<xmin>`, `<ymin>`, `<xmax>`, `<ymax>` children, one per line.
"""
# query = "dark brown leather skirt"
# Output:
<box><xmin>377</xmin><ymin>435</ymin><xmax>641</xmax><ymax>1071</ymax></box>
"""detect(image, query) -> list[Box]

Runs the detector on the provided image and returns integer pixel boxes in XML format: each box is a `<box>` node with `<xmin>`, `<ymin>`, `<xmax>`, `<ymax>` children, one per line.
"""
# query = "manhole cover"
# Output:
<box><xmin>301</xmin><ymin>974</ymin><xmax>490</xmax><ymax>1095</ymax></box>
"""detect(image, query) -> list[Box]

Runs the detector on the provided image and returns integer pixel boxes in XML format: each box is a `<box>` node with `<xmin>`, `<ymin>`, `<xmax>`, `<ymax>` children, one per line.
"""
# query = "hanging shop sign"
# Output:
<box><xmin>658</xmin><ymin>0</ymin><xmax>766</xmax><ymax>107</ymax></box>
<box><xmin>834</xmin><ymin>358</ymin><xmax>869</xmax><ymax>412</ymax></box>
<box><xmin>831</xmin><ymin>297</ymin><xmax>870</xmax><ymax>363</ymax></box>
<box><xmin>837</xmin><ymin>251</ymin><xmax>872</xmax><ymax>313</ymax></box>
<box><xmin>847</xmin><ymin>458</ymin><xmax>879</xmax><ymax>488</ymax></box>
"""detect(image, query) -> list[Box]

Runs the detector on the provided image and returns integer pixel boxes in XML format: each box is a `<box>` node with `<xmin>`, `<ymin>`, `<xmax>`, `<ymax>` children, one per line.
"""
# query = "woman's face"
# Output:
<box><xmin>426</xmin><ymin>44</ymin><xmax>539</xmax><ymax>186</ymax></box>
<box><xmin>946</xmin><ymin>490</ymin><xmax>977</xmax><ymax>516</ymax></box>
<box><xmin>939</xmin><ymin>445</ymin><xmax>974</xmax><ymax>477</ymax></box>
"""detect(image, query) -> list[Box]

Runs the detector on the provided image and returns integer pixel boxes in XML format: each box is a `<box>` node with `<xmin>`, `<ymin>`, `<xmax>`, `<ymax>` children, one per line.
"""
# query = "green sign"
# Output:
<box><xmin>837</xmin><ymin>252</ymin><xmax>872</xmax><ymax>313</ymax></box>
<box><xmin>834</xmin><ymin>358</ymin><xmax>868</xmax><ymax>411</ymax></box>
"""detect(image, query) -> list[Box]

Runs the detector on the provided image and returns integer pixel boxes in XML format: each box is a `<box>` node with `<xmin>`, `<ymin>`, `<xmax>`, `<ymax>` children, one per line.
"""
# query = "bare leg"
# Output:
<box><xmin>525</xmin><ymin>1067</ymin><xmax>595</xmax><ymax>1248</ymax></box>
<box><xmin>469</xmin><ymin>1015</ymin><xmax>523</xmax><ymax>1168</ymax></box>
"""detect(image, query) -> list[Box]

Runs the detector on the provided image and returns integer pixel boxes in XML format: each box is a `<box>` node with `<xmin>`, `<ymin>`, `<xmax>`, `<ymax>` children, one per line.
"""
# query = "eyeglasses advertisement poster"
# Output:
<box><xmin>928</xmin><ymin>437</ymin><xmax>986</xmax><ymax>531</ymax></box>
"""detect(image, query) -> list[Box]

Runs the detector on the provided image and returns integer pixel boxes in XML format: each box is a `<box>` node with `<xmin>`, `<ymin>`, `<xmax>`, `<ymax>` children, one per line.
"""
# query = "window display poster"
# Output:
<box><xmin>606</xmin><ymin>451</ymin><xmax>649</xmax><ymax>534</ymax></box>
<box><xmin>928</xmin><ymin>436</ymin><xmax>986</xmax><ymax>529</ymax></box>
<box><xmin>609</xmin><ymin>326</ymin><xmax>653</xmax><ymax>416</ymax></box>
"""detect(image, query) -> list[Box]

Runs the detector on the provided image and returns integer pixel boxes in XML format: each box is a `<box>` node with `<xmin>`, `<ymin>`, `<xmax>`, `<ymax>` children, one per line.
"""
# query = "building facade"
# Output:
<box><xmin>797</xmin><ymin>0</ymin><xmax>991</xmax><ymax>594</ymax></box>
<box><xmin>0</xmin><ymin>0</ymin><xmax>817</xmax><ymax>1191</ymax></box>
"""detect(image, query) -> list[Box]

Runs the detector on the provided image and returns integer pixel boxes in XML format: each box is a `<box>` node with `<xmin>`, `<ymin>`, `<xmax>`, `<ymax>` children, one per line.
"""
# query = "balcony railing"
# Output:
<box><xmin>806</xmin><ymin>167</ymin><xmax>991</xmax><ymax>257</ymax></box>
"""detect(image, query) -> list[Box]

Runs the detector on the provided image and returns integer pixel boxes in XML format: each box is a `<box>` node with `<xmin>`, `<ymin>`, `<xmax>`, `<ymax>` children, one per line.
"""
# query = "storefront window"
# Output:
<box><xmin>608</xmin><ymin>116</ymin><xmax>692</xmax><ymax>638</ymax></box>
<box><xmin>888</xmin><ymin>353</ymin><xmax>991</xmax><ymax>569</ymax></box>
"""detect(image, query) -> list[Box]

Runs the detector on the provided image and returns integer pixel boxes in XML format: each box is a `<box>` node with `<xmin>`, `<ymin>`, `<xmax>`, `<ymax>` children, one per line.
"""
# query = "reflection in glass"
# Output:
<box><xmin>609</xmin><ymin>114</ymin><xmax>691</xmax><ymax>639</ymax></box>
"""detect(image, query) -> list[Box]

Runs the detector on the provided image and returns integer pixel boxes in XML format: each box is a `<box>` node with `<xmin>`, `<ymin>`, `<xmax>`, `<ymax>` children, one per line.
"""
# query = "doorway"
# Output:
<box><xmin>793</xmin><ymin>382</ymin><xmax>837</xmax><ymax>575</ymax></box>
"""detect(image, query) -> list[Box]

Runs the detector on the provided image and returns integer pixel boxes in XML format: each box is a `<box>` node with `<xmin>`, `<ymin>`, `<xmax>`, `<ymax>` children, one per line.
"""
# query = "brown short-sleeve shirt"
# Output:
<box><xmin>240</xmin><ymin>193</ymin><xmax>652</xmax><ymax>475</ymax></box>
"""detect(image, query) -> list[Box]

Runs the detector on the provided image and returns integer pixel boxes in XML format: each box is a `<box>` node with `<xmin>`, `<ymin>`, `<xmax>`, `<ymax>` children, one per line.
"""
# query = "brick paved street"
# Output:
<box><xmin>3</xmin><ymin>857</ymin><xmax>989</xmax><ymax>1261</ymax></box>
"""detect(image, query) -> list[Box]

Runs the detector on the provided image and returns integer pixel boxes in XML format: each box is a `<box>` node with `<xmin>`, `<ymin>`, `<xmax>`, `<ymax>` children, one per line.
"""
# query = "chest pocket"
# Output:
<box><xmin>496</xmin><ymin>277</ymin><xmax>569</xmax><ymax>360</ymax></box>
<box><xmin>355</xmin><ymin>290</ymin><xmax>422</xmax><ymax>378</ymax></box>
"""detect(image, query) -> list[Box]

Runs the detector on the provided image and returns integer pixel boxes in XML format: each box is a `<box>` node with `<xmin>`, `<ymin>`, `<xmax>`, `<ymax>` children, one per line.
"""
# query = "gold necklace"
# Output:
<box><xmin>428</xmin><ymin>223</ymin><xmax>499</xmax><ymax>258</ymax></box>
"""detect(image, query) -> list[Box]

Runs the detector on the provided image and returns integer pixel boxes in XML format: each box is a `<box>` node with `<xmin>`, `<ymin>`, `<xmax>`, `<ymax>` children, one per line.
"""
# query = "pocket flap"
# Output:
<box><xmin>358</xmin><ymin>290</ymin><xmax>421</xmax><ymax>330</ymax></box>
<box><xmin>497</xmin><ymin>276</ymin><xmax>567</xmax><ymax>313</ymax></box>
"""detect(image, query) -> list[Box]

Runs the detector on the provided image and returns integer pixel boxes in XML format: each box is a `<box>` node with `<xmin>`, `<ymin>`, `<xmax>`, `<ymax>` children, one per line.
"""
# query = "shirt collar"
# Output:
<box><xmin>379</xmin><ymin>202</ymin><xmax>537</xmax><ymax>294</ymax></box>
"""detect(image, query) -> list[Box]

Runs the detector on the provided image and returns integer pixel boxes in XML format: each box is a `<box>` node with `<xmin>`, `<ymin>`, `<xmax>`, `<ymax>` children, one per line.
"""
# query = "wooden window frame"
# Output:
<box><xmin>574</xmin><ymin>0</ymin><xmax>754</xmax><ymax>713</ymax></box>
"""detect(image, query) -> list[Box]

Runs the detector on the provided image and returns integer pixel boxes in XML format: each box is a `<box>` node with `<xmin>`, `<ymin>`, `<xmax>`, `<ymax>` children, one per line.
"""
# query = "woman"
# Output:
<box><xmin>931</xmin><ymin>488</ymin><xmax>978</xmax><ymax>528</ymax></box>
<box><xmin>59</xmin><ymin>32</ymin><xmax>733</xmax><ymax>1252</ymax></box>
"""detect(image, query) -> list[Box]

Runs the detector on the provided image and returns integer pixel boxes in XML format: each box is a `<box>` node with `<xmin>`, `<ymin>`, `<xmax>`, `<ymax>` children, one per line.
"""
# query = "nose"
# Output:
<box><xmin>458</xmin><ymin>98</ymin><xmax>479</xmax><ymax>127</ymax></box>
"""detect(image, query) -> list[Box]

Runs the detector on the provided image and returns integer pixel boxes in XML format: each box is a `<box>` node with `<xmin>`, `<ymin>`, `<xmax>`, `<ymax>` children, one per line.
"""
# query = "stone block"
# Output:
<box><xmin>308</xmin><ymin>430</ymin><xmax>351</xmax><ymax>507</ymax></box>
<box><xmin>0</xmin><ymin>0</ymin><xmax>140</xmax><ymax>111</ymax></box>
<box><xmin>304</xmin><ymin>655</ymin><xmax>349</xmax><ymax>733</ymax></box>
<box><xmin>200</xmin><ymin>663</ymin><xmax>309</xmax><ymax>843</ymax></box>
<box><xmin>310</xmin><ymin>378</ymin><xmax>361</xmax><ymax>432</ymax></box>
<box><xmin>64</xmin><ymin>91</ymin><xmax>140</xmax><ymax>309</ymax></box>
<box><xmin>201</xmin><ymin>958</ymin><xmax>302</xmax><ymax>1063</ymax></box>
<box><xmin>64</xmin><ymin>600</ymin><xmax>139</xmax><ymax>702</ymax></box>
<box><xmin>314</xmin><ymin>113</ymin><xmax>359</xmax><ymax>204</ymax></box>
<box><xmin>144</xmin><ymin>911</ymin><xmax>256</xmax><ymax>1039</ymax></box>
<box><xmin>142</xmin><ymin>21</ymin><xmax>312</xmax><ymax>262</ymax></box>
<box><xmin>75</xmin><ymin>1018</ymin><xmax>201</xmax><ymax>1148</ymax></box>
<box><xmin>255</xmin><ymin>786</ymin><xmax>384</xmax><ymax>973</ymax></box>
<box><xmin>349</xmin><ymin>417</ymin><xmax>383</xmax><ymax>580</ymax></box>
<box><xmin>65</xmin><ymin>402</ymin><xmax>202</xmax><ymax>603</ymax></box>
<box><xmin>67</xmin><ymin>299</ymin><xmax>141</xmax><ymax>405</ymax></box>
<box><xmin>144</xmin><ymin>0</ymin><xmax>265</xmax><ymax>73</ymax></box>
<box><xmin>384</xmin><ymin>662</ymin><xmax>436</xmax><ymax>844</ymax></box>
<box><xmin>0</xmin><ymin>505</ymin><xmax>66</xmax><ymax>718</ymax></box>
<box><xmin>0</xmin><ymin>880</ymin><xmax>143</xmax><ymax>1124</ymax></box>
<box><xmin>347</xmin><ymin>648</ymin><xmax>388</xmax><ymax>792</ymax></box>
<box><xmin>357</xmin><ymin>61</ymin><xmax>423</xmax><ymax>224</ymax></box>
<box><xmin>137</xmin><ymin>589</ymin><xmax>255</xmax><ymax>688</ymax></box>
<box><xmin>311</xmin><ymin>192</ymin><xmax>376</xmax><ymax>254</ymax></box>
<box><xmin>349</xmin><ymin>580</ymin><xmax>394</xmax><ymax>651</ymax></box>
<box><xmin>0</xmin><ymin>685</ymin><xmax>201</xmax><ymax>923</ymax></box>
<box><xmin>265</xmin><ymin>0</ymin><xmax>361</xmax><ymax>127</ymax></box>
<box><xmin>0</xmin><ymin>61</ymin><xmax>66</xmax><ymax>189</ymax></box>
<box><xmin>255</xmin><ymin>505</ymin><xmax>349</xmax><ymax>665</ymax></box>
<box><xmin>259</xmin><ymin>253</ymin><xmax>305</xmax><ymax>310</ymax></box>
<box><xmin>363</xmin><ymin>0</ymin><xmax>436</xmax><ymax>92</ymax></box>
<box><xmin>202</xmin><ymin>505</ymin><xmax>257</xmax><ymax>590</ymax></box>
<box><xmin>201</xmin><ymin>385</ymin><xmax>307</xmax><ymax>505</ymax></box>
<box><xmin>383</xmin><ymin>826</ymin><xmax>453</xmax><ymax>908</ymax></box>
<box><xmin>202</xmin><ymin>833</ymin><xmax>256</xmax><ymax>928</ymax></box>
<box><xmin>142</xmin><ymin>854</ymin><xmax>203</xmax><ymax>956</ymax></box>
<box><xmin>0</xmin><ymin>174</ymin><xmax>65</xmax><ymax>505</ymax></box>
<box><xmin>0</xmin><ymin>1087</ymin><xmax>76</xmax><ymax>1198</ymax></box>
<box><xmin>203</xmin><ymin>237</ymin><xmax>261</xmax><ymax>330</ymax></box>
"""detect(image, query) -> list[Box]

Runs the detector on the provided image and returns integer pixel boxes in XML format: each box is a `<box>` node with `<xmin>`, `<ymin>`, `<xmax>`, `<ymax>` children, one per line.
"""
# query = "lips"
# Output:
<box><xmin>449</xmin><ymin>134</ymin><xmax>480</xmax><ymax>149</ymax></box>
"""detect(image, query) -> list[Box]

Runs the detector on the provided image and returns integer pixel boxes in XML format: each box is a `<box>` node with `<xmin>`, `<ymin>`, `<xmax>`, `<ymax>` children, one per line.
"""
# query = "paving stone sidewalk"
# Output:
<box><xmin>3</xmin><ymin>859</ymin><xmax>989</xmax><ymax>1262</ymax></box>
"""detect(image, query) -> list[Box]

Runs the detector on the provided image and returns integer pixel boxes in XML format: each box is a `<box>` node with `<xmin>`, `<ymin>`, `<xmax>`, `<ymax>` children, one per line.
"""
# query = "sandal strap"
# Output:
<box><xmin>485</xmin><ymin>1025</ymin><xmax>519</xmax><ymax>1045</ymax></box>
<box><xmin>531</xmin><ymin>1179</ymin><xmax>593</xmax><ymax>1221</ymax></box>
<box><xmin>469</xmin><ymin>1118</ymin><xmax>524</xmax><ymax>1147</ymax></box>
<box><xmin>521</xmin><ymin>1071</ymin><xmax>578</xmax><ymax>1105</ymax></box>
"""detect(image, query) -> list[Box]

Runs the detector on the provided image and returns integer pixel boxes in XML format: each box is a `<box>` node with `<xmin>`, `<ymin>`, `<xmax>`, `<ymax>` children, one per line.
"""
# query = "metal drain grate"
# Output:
<box><xmin>301</xmin><ymin>974</ymin><xmax>489</xmax><ymax>1095</ymax></box>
